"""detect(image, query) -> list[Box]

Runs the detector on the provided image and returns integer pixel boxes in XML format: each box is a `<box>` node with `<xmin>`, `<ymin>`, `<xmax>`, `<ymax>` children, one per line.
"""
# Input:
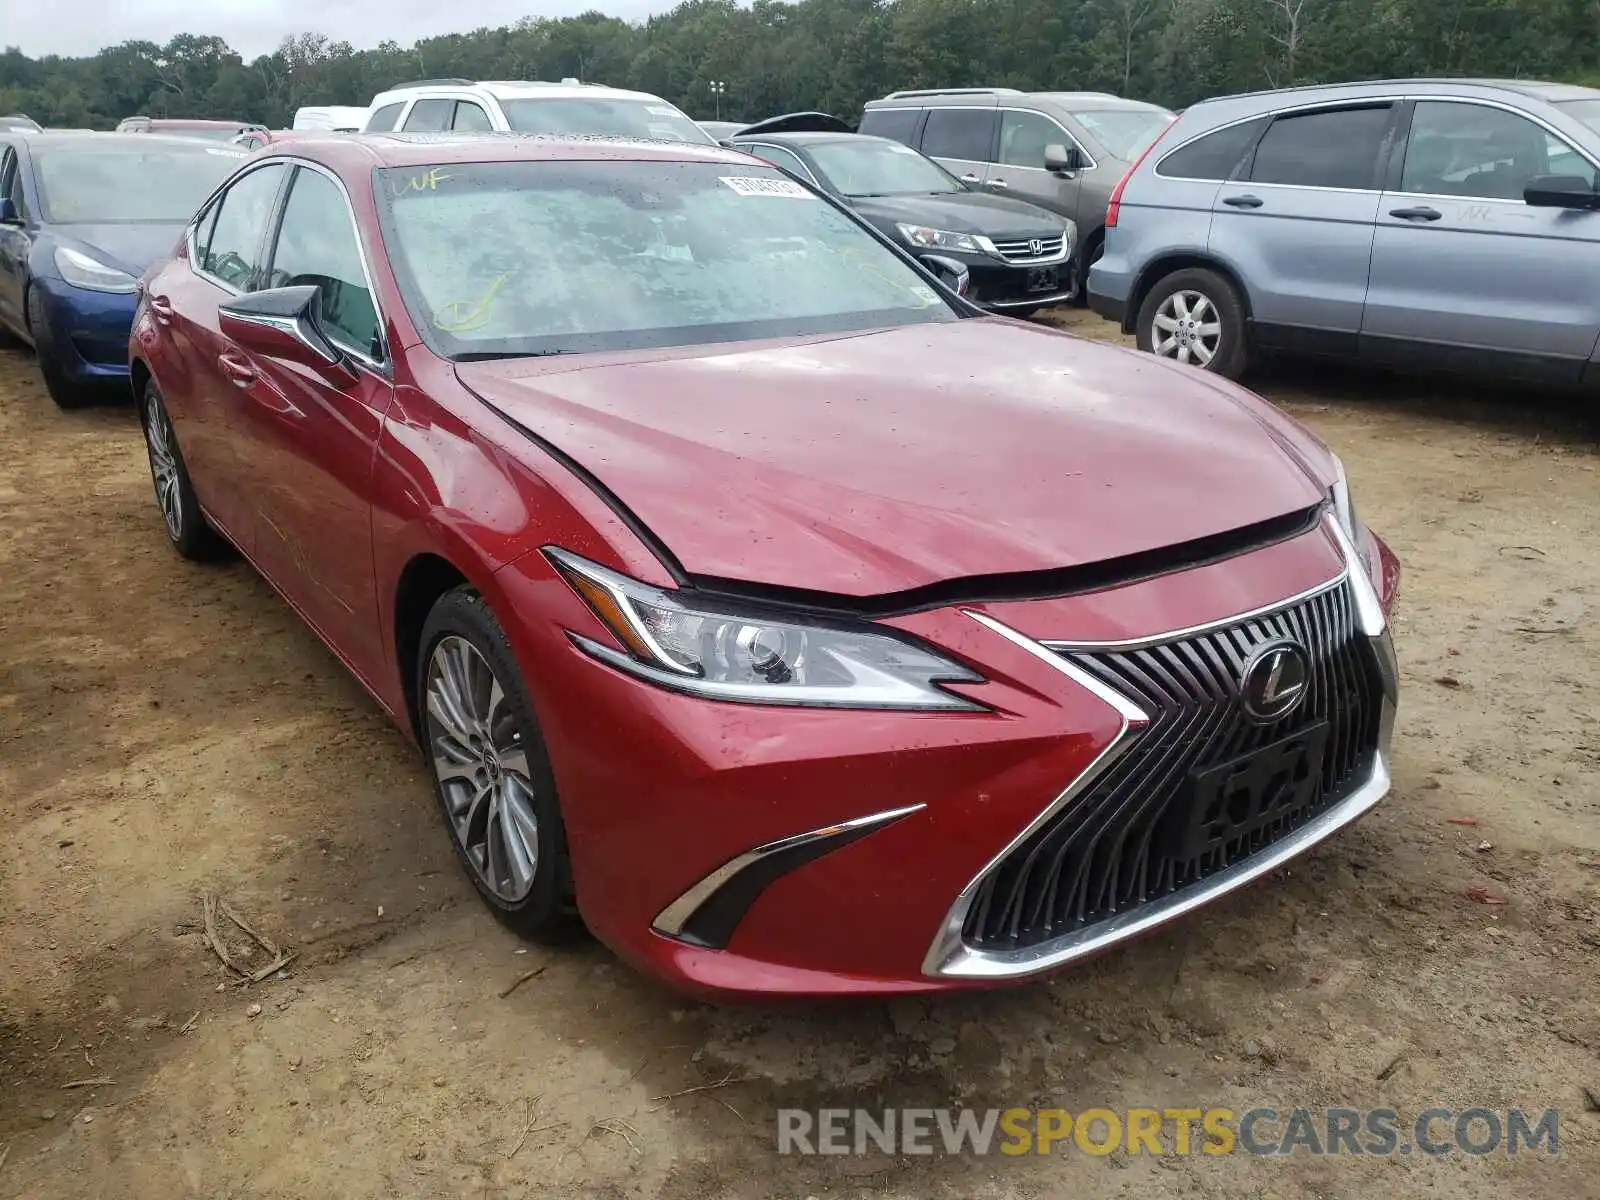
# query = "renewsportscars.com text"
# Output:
<box><xmin>776</xmin><ymin>1106</ymin><xmax>1559</xmax><ymax>1157</ymax></box>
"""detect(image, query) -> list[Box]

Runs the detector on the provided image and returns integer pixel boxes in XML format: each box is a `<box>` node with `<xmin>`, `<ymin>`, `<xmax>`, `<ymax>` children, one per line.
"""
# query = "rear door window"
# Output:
<box><xmin>859</xmin><ymin>107</ymin><xmax>922</xmax><ymax>147</ymax></box>
<box><xmin>1248</xmin><ymin>105</ymin><xmax>1392</xmax><ymax>190</ymax></box>
<box><xmin>1157</xmin><ymin>117</ymin><xmax>1267</xmax><ymax>180</ymax></box>
<box><xmin>366</xmin><ymin>102</ymin><xmax>405</xmax><ymax>132</ymax></box>
<box><xmin>920</xmin><ymin>109</ymin><xmax>997</xmax><ymax>162</ymax></box>
<box><xmin>402</xmin><ymin>98</ymin><xmax>456</xmax><ymax>132</ymax></box>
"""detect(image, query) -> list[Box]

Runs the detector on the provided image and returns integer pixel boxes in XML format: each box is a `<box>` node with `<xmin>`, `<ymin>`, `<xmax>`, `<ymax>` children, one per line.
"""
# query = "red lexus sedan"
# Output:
<box><xmin>131</xmin><ymin>133</ymin><xmax>1400</xmax><ymax>998</ymax></box>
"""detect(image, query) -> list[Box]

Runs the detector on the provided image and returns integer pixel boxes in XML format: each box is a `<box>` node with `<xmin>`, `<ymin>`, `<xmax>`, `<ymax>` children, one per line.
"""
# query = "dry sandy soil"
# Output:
<box><xmin>0</xmin><ymin>312</ymin><xmax>1596</xmax><ymax>1199</ymax></box>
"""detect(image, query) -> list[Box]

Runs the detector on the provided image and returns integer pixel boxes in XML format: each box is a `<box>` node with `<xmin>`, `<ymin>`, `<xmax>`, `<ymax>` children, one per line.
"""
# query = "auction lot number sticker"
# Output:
<box><xmin>719</xmin><ymin>176</ymin><xmax>813</xmax><ymax>198</ymax></box>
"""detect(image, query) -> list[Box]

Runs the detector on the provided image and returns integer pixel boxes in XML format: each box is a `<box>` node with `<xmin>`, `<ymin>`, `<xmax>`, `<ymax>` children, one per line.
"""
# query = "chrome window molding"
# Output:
<box><xmin>652</xmin><ymin>803</ymin><xmax>926</xmax><ymax>939</ymax></box>
<box><xmin>190</xmin><ymin>156</ymin><xmax>392</xmax><ymax>376</ymax></box>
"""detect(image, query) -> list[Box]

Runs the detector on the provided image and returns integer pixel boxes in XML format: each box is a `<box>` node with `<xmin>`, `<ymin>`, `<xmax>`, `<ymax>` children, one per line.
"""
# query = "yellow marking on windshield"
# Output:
<box><xmin>433</xmin><ymin>271</ymin><xmax>513</xmax><ymax>333</ymax></box>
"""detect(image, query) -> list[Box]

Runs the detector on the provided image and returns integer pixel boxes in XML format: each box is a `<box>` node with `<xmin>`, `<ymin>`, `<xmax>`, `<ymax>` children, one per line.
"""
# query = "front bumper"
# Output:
<box><xmin>967</xmin><ymin>254</ymin><xmax>1078</xmax><ymax>311</ymax></box>
<box><xmin>494</xmin><ymin>515</ymin><xmax>1399</xmax><ymax>999</ymax></box>
<box><xmin>35</xmin><ymin>277</ymin><xmax>137</xmax><ymax>383</ymax></box>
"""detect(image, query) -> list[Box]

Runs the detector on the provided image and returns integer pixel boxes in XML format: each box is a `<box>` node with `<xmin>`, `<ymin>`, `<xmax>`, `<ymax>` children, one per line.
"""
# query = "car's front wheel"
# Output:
<box><xmin>141</xmin><ymin>381</ymin><xmax>227</xmax><ymax>560</ymax></box>
<box><xmin>1135</xmin><ymin>267</ymin><xmax>1248</xmax><ymax>378</ymax></box>
<box><xmin>26</xmin><ymin>288</ymin><xmax>94</xmax><ymax>409</ymax></box>
<box><xmin>418</xmin><ymin>588</ymin><xmax>574</xmax><ymax>938</ymax></box>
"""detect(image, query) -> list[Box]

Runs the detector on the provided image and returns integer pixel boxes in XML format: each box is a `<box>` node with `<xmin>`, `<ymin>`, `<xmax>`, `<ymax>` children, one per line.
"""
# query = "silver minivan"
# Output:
<box><xmin>1089</xmin><ymin>79</ymin><xmax>1600</xmax><ymax>383</ymax></box>
<box><xmin>860</xmin><ymin>88</ymin><xmax>1174</xmax><ymax>298</ymax></box>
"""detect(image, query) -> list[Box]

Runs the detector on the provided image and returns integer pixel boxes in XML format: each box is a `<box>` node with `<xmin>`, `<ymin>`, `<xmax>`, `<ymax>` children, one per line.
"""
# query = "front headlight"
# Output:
<box><xmin>54</xmin><ymin>246</ymin><xmax>138</xmax><ymax>293</ymax></box>
<box><xmin>547</xmin><ymin>548</ymin><xmax>985</xmax><ymax>710</ymax></box>
<box><xmin>895</xmin><ymin>223</ymin><xmax>989</xmax><ymax>255</ymax></box>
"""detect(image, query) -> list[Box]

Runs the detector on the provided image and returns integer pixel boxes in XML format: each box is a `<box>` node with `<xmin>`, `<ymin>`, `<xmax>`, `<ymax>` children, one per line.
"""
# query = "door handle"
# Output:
<box><xmin>147</xmin><ymin>295</ymin><xmax>174</xmax><ymax>325</ymax></box>
<box><xmin>1389</xmin><ymin>205</ymin><xmax>1442</xmax><ymax>221</ymax></box>
<box><xmin>1222</xmin><ymin>194</ymin><xmax>1264</xmax><ymax>208</ymax></box>
<box><xmin>217</xmin><ymin>352</ymin><xmax>255</xmax><ymax>387</ymax></box>
<box><xmin>959</xmin><ymin>173</ymin><xmax>981</xmax><ymax>184</ymax></box>
<box><xmin>988</xmin><ymin>178</ymin><xmax>1010</xmax><ymax>190</ymax></box>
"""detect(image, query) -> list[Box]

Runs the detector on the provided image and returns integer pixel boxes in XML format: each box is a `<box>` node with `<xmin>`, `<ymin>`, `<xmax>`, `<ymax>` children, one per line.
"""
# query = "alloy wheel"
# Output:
<box><xmin>423</xmin><ymin>635</ymin><xmax>541</xmax><ymax>902</ymax></box>
<box><xmin>1151</xmin><ymin>289</ymin><xmax>1222</xmax><ymax>367</ymax></box>
<box><xmin>143</xmin><ymin>393</ymin><xmax>183</xmax><ymax>539</ymax></box>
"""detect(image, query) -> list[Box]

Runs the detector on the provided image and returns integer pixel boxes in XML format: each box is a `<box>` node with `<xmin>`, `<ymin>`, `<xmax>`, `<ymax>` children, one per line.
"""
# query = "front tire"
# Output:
<box><xmin>1135</xmin><ymin>267</ymin><xmax>1248</xmax><ymax>379</ymax></box>
<box><xmin>418</xmin><ymin>588</ymin><xmax>574</xmax><ymax>938</ymax></box>
<box><xmin>26</xmin><ymin>288</ymin><xmax>94</xmax><ymax>409</ymax></box>
<box><xmin>141</xmin><ymin>381</ymin><xmax>227</xmax><ymax>560</ymax></box>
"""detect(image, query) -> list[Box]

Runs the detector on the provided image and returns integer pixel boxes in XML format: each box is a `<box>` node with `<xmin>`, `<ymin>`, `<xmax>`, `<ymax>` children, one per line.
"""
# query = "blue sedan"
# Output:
<box><xmin>0</xmin><ymin>132</ymin><xmax>245</xmax><ymax>407</ymax></box>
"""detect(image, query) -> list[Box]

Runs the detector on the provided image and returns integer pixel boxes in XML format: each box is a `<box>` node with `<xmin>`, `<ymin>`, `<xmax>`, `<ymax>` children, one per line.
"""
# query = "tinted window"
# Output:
<box><xmin>264</xmin><ymin>168</ymin><xmax>380</xmax><ymax>358</ymax></box>
<box><xmin>998</xmin><ymin>110</ymin><xmax>1069</xmax><ymax>168</ymax></box>
<box><xmin>921</xmin><ymin>109</ymin><xmax>996</xmax><ymax>162</ymax></box>
<box><xmin>200</xmin><ymin>164</ymin><xmax>286</xmax><ymax>289</ymax></box>
<box><xmin>33</xmin><ymin>145</ymin><xmax>246</xmax><ymax>223</ymax></box>
<box><xmin>375</xmin><ymin>160</ymin><xmax>954</xmax><ymax>359</ymax></box>
<box><xmin>367</xmin><ymin>102</ymin><xmax>405</xmax><ymax>132</ymax></box>
<box><xmin>1249</xmin><ymin>106</ymin><xmax>1391</xmax><ymax>189</ymax></box>
<box><xmin>741</xmin><ymin>143</ymin><xmax>814</xmax><ymax>183</ymax></box>
<box><xmin>858</xmin><ymin>107</ymin><xmax>922</xmax><ymax>146</ymax></box>
<box><xmin>403</xmin><ymin>98</ymin><xmax>455</xmax><ymax>132</ymax></box>
<box><xmin>1401</xmin><ymin>101</ymin><xmax>1585</xmax><ymax>201</ymax></box>
<box><xmin>1158</xmin><ymin>117</ymin><xmax>1267</xmax><ymax>180</ymax></box>
<box><xmin>452</xmin><ymin>102</ymin><xmax>493</xmax><ymax>132</ymax></box>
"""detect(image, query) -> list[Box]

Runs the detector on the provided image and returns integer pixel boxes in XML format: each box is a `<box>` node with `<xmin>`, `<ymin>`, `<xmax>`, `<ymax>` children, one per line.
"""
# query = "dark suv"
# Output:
<box><xmin>860</xmin><ymin>88</ymin><xmax>1173</xmax><ymax>297</ymax></box>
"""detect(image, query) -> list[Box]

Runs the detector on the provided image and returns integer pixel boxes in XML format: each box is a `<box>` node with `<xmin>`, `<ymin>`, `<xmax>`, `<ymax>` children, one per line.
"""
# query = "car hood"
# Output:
<box><xmin>849</xmin><ymin>191</ymin><xmax>1066</xmax><ymax>241</ymax></box>
<box><xmin>44</xmin><ymin>223</ymin><xmax>187</xmax><ymax>277</ymax></box>
<box><xmin>456</xmin><ymin>320</ymin><xmax>1328</xmax><ymax>597</ymax></box>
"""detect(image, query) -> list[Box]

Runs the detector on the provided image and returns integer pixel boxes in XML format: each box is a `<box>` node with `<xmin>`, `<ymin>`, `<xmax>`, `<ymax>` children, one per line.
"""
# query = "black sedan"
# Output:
<box><xmin>727</xmin><ymin>127</ymin><xmax>1076</xmax><ymax>314</ymax></box>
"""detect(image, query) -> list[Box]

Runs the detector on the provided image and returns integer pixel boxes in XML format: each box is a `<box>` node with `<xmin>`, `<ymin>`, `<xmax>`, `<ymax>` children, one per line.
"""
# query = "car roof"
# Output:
<box><xmin>262</xmin><ymin>130</ymin><xmax>752</xmax><ymax>169</ymax></box>
<box><xmin>371</xmin><ymin>80</ymin><xmax>669</xmax><ymax>105</ymax></box>
<box><xmin>1196</xmin><ymin>77</ymin><xmax>1600</xmax><ymax>108</ymax></box>
<box><xmin>10</xmin><ymin>131</ymin><xmax>244</xmax><ymax>152</ymax></box>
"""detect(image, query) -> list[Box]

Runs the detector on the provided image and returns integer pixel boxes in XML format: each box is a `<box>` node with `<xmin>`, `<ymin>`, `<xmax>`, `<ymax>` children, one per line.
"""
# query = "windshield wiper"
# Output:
<box><xmin>453</xmin><ymin>349</ymin><xmax>570</xmax><ymax>362</ymax></box>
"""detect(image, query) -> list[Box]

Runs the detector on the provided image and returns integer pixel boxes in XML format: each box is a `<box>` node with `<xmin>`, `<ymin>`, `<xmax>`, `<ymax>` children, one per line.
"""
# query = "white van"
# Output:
<box><xmin>360</xmin><ymin>79</ymin><xmax>715</xmax><ymax>144</ymax></box>
<box><xmin>292</xmin><ymin>105</ymin><xmax>369</xmax><ymax>132</ymax></box>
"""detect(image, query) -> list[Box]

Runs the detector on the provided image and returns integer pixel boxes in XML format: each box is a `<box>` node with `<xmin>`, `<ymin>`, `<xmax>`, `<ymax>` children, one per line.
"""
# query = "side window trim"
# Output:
<box><xmin>190</xmin><ymin>162</ymin><xmax>292</xmax><ymax>295</ymax></box>
<box><xmin>259</xmin><ymin>158</ymin><xmax>391</xmax><ymax>373</ymax></box>
<box><xmin>1241</xmin><ymin>101</ymin><xmax>1397</xmax><ymax>193</ymax></box>
<box><xmin>997</xmin><ymin>107</ymin><xmax>1097</xmax><ymax>171</ymax></box>
<box><xmin>1385</xmin><ymin>96</ymin><xmax>1599</xmax><ymax>202</ymax></box>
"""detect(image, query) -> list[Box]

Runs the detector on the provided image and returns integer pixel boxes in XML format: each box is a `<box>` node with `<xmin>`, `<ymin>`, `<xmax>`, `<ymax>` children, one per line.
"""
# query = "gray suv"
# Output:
<box><xmin>860</xmin><ymin>88</ymin><xmax>1174</xmax><ymax>298</ymax></box>
<box><xmin>1089</xmin><ymin>79</ymin><xmax>1600</xmax><ymax>383</ymax></box>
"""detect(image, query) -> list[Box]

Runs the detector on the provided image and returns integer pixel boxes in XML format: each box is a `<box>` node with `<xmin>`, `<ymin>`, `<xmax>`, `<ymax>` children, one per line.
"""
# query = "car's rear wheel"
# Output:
<box><xmin>141</xmin><ymin>381</ymin><xmax>227</xmax><ymax>560</ymax></box>
<box><xmin>1136</xmin><ymin>267</ymin><xmax>1248</xmax><ymax>379</ymax></box>
<box><xmin>418</xmin><ymin>588</ymin><xmax>574</xmax><ymax>938</ymax></box>
<box><xmin>26</xmin><ymin>288</ymin><xmax>94</xmax><ymax>409</ymax></box>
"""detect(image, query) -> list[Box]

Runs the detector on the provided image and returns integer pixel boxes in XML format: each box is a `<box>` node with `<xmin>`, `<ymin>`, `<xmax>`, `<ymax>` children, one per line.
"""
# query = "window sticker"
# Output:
<box><xmin>718</xmin><ymin>175</ymin><xmax>813</xmax><ymax>198</ymax></box>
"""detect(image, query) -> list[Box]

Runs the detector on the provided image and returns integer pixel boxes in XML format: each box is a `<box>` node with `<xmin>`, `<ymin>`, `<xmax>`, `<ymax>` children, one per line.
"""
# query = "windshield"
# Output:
<box><xmin>806</xmin><ymin>139</ymin><xmax>961</xmax><ymax>196</ymax></box>
<box><xmin>34</xmin><ymin>146</ymin><xmax>246</xmax><ymax>223</ymax></box>
<box><xmin>1556</xmin><ymin>98</ymin><xmax>1600</xmax><ymax>136</ymax></box>
<box><xmin>375</xmin><ymin>159</ymin><xmax>954</xmax><ymax>359</ymax></box>
<box><xmin>1070</xmin><ymin>108</ymin><xmax>1175</xmax><ymax>160</ymax></box>
<box><xmin>499</xmin><ymin>98</ymin><xmax>715</xmax><ymax>145</ymax></box>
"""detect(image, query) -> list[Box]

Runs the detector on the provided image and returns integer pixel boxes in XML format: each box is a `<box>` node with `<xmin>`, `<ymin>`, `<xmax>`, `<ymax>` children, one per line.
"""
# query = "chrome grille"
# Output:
<box><xmin>991</xmin><ymin>235</ymin><xmax>1065</xmax><ymax>263</ymax></box>
<box><xmin>961</xmin><ymin>581</ymin><xmax>1384</xmax><ymax>952</ymax></box>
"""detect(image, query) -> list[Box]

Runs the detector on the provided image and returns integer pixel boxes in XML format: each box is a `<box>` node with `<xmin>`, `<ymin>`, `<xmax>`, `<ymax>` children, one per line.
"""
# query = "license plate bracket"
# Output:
<box><xmin>1026</xmin><ymin>266</ymin><xmax>1060</xmax><ymax>293</ymax></box>
<box><xmin>1163</xmin><ymin>721</ymin><xmax>1331</xmax><ymax>863</ymax></box>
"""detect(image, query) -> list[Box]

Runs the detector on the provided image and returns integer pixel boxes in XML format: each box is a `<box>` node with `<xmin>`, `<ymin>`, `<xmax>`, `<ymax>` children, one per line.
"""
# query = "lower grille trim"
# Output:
<box><xmin>925</xmin><ymin>750</ymin><xmax>1390</xmax><ymax>979</ymax></box>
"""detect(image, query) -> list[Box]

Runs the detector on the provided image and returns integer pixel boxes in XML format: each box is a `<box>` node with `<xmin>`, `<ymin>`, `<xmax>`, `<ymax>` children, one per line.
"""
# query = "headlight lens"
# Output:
<box><xmin>547</xmin><ymin>548</ymin><xmax>985</xmax><ymax>710</ymax></box>
<box><xmin>54</xmin><ymin>246</ymin><xmax>138</xmax><ymax>293</ymax></box>
<box><xmin>895</xmin><ymin>223</ymin><xmax>988</xmax><ymax>254</ymax></box>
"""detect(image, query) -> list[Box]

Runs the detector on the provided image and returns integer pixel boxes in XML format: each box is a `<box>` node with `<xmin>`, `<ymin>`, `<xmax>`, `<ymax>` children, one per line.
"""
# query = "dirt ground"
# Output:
<box><xmin>0</xmin><ymin>311</ymin><xmax>1596</xmax><ymax>1199</ymax></box>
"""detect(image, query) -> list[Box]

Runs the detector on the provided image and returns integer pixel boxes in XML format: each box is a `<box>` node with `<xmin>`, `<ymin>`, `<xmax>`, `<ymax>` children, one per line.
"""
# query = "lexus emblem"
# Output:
<box><xmin>1029</xmin><ymin>238</ymin><xmax>1044</xmax><ymax>256</ymax></box>
<box><xmin>1240</xmin><ymin>640</ymin><xmax>1310</xmax><ymax>724</ymax></box>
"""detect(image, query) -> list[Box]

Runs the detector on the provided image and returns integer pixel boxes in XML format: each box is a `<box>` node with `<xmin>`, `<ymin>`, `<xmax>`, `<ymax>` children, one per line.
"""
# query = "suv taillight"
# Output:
<box><xmin>1106</xmin><ymin>118</ymin><xmax>1177</xmax><ymax>229</ymax></box>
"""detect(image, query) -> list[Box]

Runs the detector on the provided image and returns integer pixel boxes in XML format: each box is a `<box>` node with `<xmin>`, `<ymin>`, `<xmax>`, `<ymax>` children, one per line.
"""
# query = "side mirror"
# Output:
<box><xmin>0</xmin><ymin>197</ymin><xmax>18</xmax><ymax>224</ymax></box>
<box><xmin>919</xmin><ymin>253</ymin><xmax>970</xmax><ymax>298</ymax></box>
<box><xmin>218</xmin><ymin>285</ymin><xmax>342</xmax><ymax>368</ymax></box>
<box><xmin>1044</xmin><ymin>142</ymin><xmax>1081</xmax><ymax>173</ymax></box>
<box><xmin>1523</xmin><ymin>174</ymin><xmax>1599</xmax><ymax>209</ymax></box>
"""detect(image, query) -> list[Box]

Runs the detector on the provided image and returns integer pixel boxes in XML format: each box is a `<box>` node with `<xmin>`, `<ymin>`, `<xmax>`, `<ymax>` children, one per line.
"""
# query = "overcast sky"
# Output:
<box><xmin>1</xmin><ymin>0</ymin><xmax>669</xmax><ymax>61</ymax></box>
